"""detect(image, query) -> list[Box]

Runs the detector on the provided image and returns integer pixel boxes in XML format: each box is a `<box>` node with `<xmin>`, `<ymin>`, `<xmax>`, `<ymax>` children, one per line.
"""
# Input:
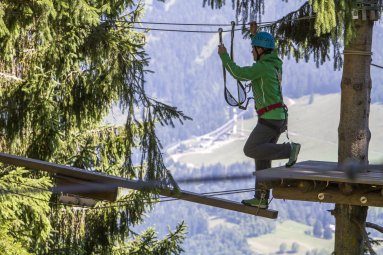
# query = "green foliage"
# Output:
<box><xmin>313</xmin><ymin>220</ymin><xmax>323</xmax><ymax>238</ymax></box>
<box><xmin>202</xmin><ymin>0</ymin><xmax>290</xmax><ymax>22</ymax></box>
<box><xmin>199</xmin><ymin>0</ymin><xmax>382</xmax><ymax>70</ymax></box>
<box><xmin>0</xmin><ymin>166</ymin><xmax>51</xmax><ymax>254</ymax></box>
<box><xmin>0</xmin><ymin>0</ymin><xmax>188</xmax><ymax>254</ymax></box>
<box><xmin>121</xmin><ymin>222</ymin><xmax>186</xmax><ymax>255</ymax></box>
<box><xmin>309</xmin><ymin>0</ymin><xmax>336</xmax><ymax>36</ymax></box>
<box><xmin>267</xmin><ymin>2</ymin><xmax>340</xmax><ymax>69</ymax></box>
<box><xmin>323</xmin><ymin>225</ymin><xmax>333</xmax><ymax>239</ymax></box>
<box><xmin>0</xmin><ymin>226</ymin><xmax>31</xmax><ymax>255</ymax></box>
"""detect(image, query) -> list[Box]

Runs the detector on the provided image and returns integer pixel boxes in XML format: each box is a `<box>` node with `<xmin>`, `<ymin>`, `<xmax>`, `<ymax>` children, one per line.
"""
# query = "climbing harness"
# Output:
<box><xmin>218</xmin><ymin>21</ymin><xmax>253</xmax><ymax>110</ymax></box>
<box><xmin>256</xmin><ymin>102</ymin><xmax>284</xmax><ymax>116</ymax></box>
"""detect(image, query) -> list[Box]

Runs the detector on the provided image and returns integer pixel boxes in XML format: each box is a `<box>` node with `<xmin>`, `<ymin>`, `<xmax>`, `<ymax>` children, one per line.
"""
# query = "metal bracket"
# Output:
<box><xmin>352</xmin><ymin>0</ymin><xmax>381</xmax><ymax>21</ymax></box>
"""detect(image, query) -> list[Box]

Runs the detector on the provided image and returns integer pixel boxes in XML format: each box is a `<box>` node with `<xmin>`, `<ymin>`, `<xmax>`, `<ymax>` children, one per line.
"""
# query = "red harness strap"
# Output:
<box><xmin>256</xmin><ymin>102</ymin><xmax>284</xmax><ymax>116</ymax></box>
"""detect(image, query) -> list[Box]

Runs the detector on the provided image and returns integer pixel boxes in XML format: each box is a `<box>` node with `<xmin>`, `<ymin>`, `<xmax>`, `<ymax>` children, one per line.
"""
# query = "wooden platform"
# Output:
<box><xmin>257</xmin><ymin>160</ymin><xmax>383</xmax><ymax>185</ymax></box>
<box><xmin>0</xmin><ymin>152</ymin><xmax>277</xmax><ymax>219</ymax></box>
<box><xmin>256</xmin><ymin>161</ymin><xmax>383</xmax><ymax>207</ymax></box>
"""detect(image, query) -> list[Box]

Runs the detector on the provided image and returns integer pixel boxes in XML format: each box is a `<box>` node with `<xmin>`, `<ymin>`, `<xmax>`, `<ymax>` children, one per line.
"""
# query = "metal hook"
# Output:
<box><xmin>218</xmin><ymin>28</ymin><xmax>223</xmax><ymax>45</ymax></box>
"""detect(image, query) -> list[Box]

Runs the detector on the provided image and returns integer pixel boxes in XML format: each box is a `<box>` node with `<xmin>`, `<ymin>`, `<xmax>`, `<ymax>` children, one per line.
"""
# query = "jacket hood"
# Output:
<box><xmin>261</xmin><ymin>50</ymin><xmax>282</xmax><ymax>70</ymax></box>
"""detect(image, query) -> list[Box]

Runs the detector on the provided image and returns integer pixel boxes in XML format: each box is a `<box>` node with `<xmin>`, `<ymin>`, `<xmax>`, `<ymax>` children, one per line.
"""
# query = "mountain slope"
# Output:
<box><xmin>168</xmin><ymin>93</ymin><xmax>383</xmax><ymax>168</ymax></box>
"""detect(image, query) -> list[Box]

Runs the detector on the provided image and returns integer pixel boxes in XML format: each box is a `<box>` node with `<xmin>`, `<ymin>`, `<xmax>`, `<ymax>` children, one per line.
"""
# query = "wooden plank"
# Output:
<box><xmin>273</xmin><ymin>186</ymin><xmax>383</xmax><ymax>207</ymax></box>
<box><xmin>0</xmin><ymin>152</ymin><xmax>278</xmax><ymax>219</ymax></box>
<box><xmin>55</xmin><ymin>175</ymin><xmax>119</xmax><ymax>202</ymax></box>
<box><xmin>160</xmin><ymin>189</ymin><xmax>278</xmax><ymax>219</ymax></box>
<box><xmin>257</xmin><ymin>160</ymin><xmax>383</xmax><ymax>186</ymax></box>
<box><xmin>58</xmin><ymin>195</ymin><xmax>97</xmax><ymax>207</ymax></box>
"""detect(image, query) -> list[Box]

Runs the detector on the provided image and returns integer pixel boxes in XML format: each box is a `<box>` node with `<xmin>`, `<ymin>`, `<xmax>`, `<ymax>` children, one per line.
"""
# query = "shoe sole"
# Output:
<box><xmin>285</xmin><ymin>144</ymin><xmax>301</xmax><ymax>168</ymax></box>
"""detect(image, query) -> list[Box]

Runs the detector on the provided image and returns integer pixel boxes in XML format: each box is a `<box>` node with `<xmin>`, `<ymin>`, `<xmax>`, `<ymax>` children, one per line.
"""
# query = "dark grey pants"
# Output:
<box><xmin>243</xmin><ymin>119</ymin><xmax>291</xmax><ymax>200</ymax></box>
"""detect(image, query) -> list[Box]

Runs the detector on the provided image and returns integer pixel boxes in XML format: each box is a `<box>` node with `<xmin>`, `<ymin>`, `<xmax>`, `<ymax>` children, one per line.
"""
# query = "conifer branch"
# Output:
<box><xmin>0</xmin><ymin>72</ymin><xmax>23</xmax><ymax>81</ymax></box>
<box><xmin>366</xmin><ymin>222</ymin><xmax>383</xmax><ymax>234</ymax></box>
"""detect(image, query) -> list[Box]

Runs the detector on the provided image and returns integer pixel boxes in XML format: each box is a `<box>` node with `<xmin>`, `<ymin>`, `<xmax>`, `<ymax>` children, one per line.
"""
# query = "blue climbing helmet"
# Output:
<box><xmin>251</xmin><ymin>32</ymin><xmax>275</xmax><ymax>49</ymax></box>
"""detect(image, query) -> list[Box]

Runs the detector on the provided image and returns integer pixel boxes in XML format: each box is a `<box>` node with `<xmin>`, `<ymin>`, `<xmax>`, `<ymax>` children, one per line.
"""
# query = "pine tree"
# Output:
<box><xmin>323</xmin><ymin>225</ymin><xmax>333</xmax><ymax>240</ymax></box>
<box><xmin>0</xmin><ymin>0</ymin><xmax>188</xmax><ymax>254</ymax></box>
<box><xmin>203</xmin><ymin>0</ymin><xmax>382</xmax><ymax>254</ymax></box>
<box><xmin>313</xmin><ymin>220</ymin><xmax>323</xmax><ymax>238</ymax></box>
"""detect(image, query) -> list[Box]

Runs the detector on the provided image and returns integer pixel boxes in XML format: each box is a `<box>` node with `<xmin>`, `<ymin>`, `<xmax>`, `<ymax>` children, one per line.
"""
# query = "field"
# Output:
<box><xmin>166</xmin><ymin>93</ymin><xmax>383</xmax><ymax>254</ymax></box>
<box><xmin>248</xmin><ymin>220</ymin><xmax>333</xmax><ymax>255</ymax></box>
<box><xmin>168</xmin><ymin>93</ymin><xmax>383</xmax><ymax>168</ymax></box>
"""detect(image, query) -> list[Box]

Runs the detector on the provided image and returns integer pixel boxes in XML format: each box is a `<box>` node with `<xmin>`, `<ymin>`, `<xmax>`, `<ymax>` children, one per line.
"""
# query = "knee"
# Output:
<box><xmin>243</xmin><ymin>146</ymin><xmax>251</xmax><ymax>158</ymax></box>
<box><xmin>243</xmin><ymin>143</ymin><xmax>261</xmax><ymax>159</ymax></box>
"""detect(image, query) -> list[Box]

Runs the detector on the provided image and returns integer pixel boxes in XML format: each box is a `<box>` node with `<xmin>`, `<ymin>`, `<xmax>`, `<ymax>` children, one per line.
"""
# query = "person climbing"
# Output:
<box><xmin>217</xmin><ymin>22</ymin><xmax>300</xmax><ymax>209</ymax></box>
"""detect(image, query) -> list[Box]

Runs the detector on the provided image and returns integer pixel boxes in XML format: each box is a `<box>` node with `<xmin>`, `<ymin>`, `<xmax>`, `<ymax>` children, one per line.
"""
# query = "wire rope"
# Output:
<box><xmin>371</xmin><ymin>63</ymin><xmax>383</xmax><ymax>69</ymax></box>
<box><xmin>1</xmin><ymin>181</ymin><xmax>256</xmax><ymax>210</ymax></box>
<box><xmin>130</xmin><ymin>26</ymin><xmax>242</xmax><ymax>33</ymax></box>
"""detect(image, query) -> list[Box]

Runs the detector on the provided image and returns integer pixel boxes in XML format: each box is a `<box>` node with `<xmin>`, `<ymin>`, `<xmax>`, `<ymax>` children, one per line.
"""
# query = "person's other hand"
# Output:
<box><xmin>250</xmin><ymin>21</ymin><xmax>258</xmax><ymax>35</ymax></box>
<box><xmin>218</xmin><ymin>44</ymin><xmax>227</xmax><ymax>55</ymax></box>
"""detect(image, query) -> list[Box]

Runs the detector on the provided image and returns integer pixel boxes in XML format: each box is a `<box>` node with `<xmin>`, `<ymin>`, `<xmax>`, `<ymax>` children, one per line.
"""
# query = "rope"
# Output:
<box><xmin>126</xmin><ymin>16</ymin><xmax>316</xmax><ymax>33</ymax></box>
<box><xmin>342</xmin><ymin>50</ymin><xmax>383</xmax><ymax>69</ymax></box>
<box><xmin>219</xmin><ymin>22</ymin><xmax>250</xmax><ymax>109</ymax></box>
<box><xmin>130</xmin><ymin>26</ymin><xmax>242</xmax><ymax>33</ymax></box>
<box><xmin>1</xmin><ymin>180</ymin><xmax>256</xmax><ymax>210</ymax></box>
<box><xmin>343</xmin><ymin>50</ymin><xmax>373</xmax><ymax>56</ymax></box>
<box><xmin>371</xmin><ymin>63</ymin><xmax>383</xmax><ymax>69</ymax></box>
<box><xmin>97</xmin><ymin>188</ymin><xmax>256</xmax><ymax>209</ymax></box>
<box><xmin>2</xmin><ymin>10</ymin><xmax>316</xmax><ymax>34</ymax></box>
<box><xmin>0</xmin><ymin>188</ymin><xmax>89</xmax><ymax>208</ymax></box>
<box><xmin>114</xmin><ymin>20</ymin><xmax>237</xmax><ymax>26</ymax></box>
<box><xmin>99</xmin><ymin>16</ymin><xmax>315</xmax><ymax>27</ymax></box>
<box><xmin>5</xmin><ymin>8</ymin><xmax>316</xmax><ymax>27</ymax></box>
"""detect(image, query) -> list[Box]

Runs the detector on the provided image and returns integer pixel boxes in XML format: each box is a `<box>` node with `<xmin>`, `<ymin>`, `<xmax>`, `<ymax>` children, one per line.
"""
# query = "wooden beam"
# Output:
<box><xmin>160</xmin><ymin>189</ymin><xmax>278</xmax><ymax>219</ymax></box>
<box><xmin>54</xmin><ymin>175</ymin><xmax>119</xmax><ymax>202</ymax></box>
<box><xmin>0</xmin><ymin>152</ymin><xmax>278</xmax><ymax>219</ymax></box>
<box><xmin>273</xmin><ymin>186</ymin><xmax>383</xmax><ymax>207</ymax></box>
<box><xmin>58</xmin><ymin>195</ymin><xmax>97</xmax><ymax>207</ymax></box>
<box><xmin>256</xmin><ymin>160</ymin><xmax>383</xmax><ymax>186</ymax></box>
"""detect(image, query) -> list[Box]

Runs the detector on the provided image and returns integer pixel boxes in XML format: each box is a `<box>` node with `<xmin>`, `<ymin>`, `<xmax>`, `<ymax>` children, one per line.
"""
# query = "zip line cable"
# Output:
<box><xmin>112</xmin><ymin>15</ymin><xmax>316</xmax><ymax>27</ymax></box>
<box><xmin>3</xmin><ymin>11</ymin><xmax>315</xmax><ymax>34</ymax></box>
<box><xmin>1</xmin><ymin>180</ymin><xmax>256</xmax><ymax>210</ymax></box>
<box><xmin>1</xmin><ymin>186</ymin><xmax>256</xmax><ymax>209</ymax></box>
<box><xmin>130</xmin><ymin>26</ymin><xmax>242</xmax><ymax>33</ymax></box>
<box><xmin>0</xmin><ymin>187</ymin><xmax>92</xmax><ymax>208</ymax></box>
<box><xmin>114</xmin><ymin>21</ymin><xmax>237</xmax><ymax>26</ymax></box>
<box><xmin>10</xmin><ymin>179</ymin><xmax>256</xmax><ymax>198</ymax></box>
<box><xmin>92</xmin><ymin>188</ymin><xmax>257</xmax><ymax>209</ymax></box>
<box><xmin>1</xmin><ymin>12</ymin><xmax>318</xmax><ymax>34</ymax></box>
<box><xmin>121</xmin><ymin>15</ymin><xmax>315</xmax><ymax>33</ymax></box>
<box><xmin>371</xmin><ymin>63</ymin><xmax>383</xmax><ymax>69</ymax></box>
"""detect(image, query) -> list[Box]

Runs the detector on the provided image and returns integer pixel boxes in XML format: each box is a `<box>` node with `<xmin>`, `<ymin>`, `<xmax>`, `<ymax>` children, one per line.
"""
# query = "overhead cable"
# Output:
<box><xmin>2</xmin><ymin>181</ymin><xmax>256</xmax><ymax>210</ymax></box>
<box><xmin>114</xmin><ymin>20</ymin><xmax>236</xmax><ymax>26</ymax></box>
<box><xmin>130</xmin><ymin>26</ymin><xmax>242</xmax><ymax>33</ymax></box>
<box><xmin>0</xmin><ymin>11</ymin><xmax>316</xmax><ymax>34</ymax></box>
<box><xmin>371</xmin><ymin>63</ymin><xmax>383</xmax><ymax>69</ymax></box>
<box><xmin>113</xmin><ymin>15</ymin><xmax>315</xmax><ymax>27</ymax></box>
<box><xmin>110</xmin><ymin>15</ymin><xmax>315</xmax><ymax>34</ymax></box>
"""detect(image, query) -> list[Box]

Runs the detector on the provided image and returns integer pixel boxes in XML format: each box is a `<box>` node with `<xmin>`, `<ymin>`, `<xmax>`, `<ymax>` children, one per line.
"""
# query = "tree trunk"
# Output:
<box><xmin>335</xmin><ymin>17</ymin><xmax>373</xmax><ymax>254</ymax></box>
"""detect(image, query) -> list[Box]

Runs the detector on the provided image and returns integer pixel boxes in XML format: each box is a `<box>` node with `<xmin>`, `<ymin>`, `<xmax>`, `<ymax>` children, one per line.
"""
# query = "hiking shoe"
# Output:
<box><xmin>286</xmin><ymin>142</ymin><xmax>301</xmax><ymax>168</ymax></box>
<box><xmin>241</xmin><ymin>197</ymin><xmax>268</xmax><ymax>209</ymax></box>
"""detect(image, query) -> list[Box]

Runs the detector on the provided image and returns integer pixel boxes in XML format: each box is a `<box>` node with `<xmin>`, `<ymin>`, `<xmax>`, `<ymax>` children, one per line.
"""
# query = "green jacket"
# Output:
<box><xmin>219</xmin><ymin>50</ymin><xmax>286</xmax><ymax>120</ymax></box>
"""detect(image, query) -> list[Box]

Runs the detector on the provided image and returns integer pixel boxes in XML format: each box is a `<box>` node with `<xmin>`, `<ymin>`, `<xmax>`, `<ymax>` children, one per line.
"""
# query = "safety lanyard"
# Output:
<box><xmin>219</xmin><ymin>22</ymin><xmax>253</xmax><ymax>110</ymax></box>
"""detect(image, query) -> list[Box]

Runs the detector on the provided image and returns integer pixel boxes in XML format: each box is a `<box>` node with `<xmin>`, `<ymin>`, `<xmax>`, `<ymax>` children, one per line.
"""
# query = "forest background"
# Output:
<box><xmin>114</xmin><ymin>1</ymin><xmax>383</xmax><ymax>254</ymax></box>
